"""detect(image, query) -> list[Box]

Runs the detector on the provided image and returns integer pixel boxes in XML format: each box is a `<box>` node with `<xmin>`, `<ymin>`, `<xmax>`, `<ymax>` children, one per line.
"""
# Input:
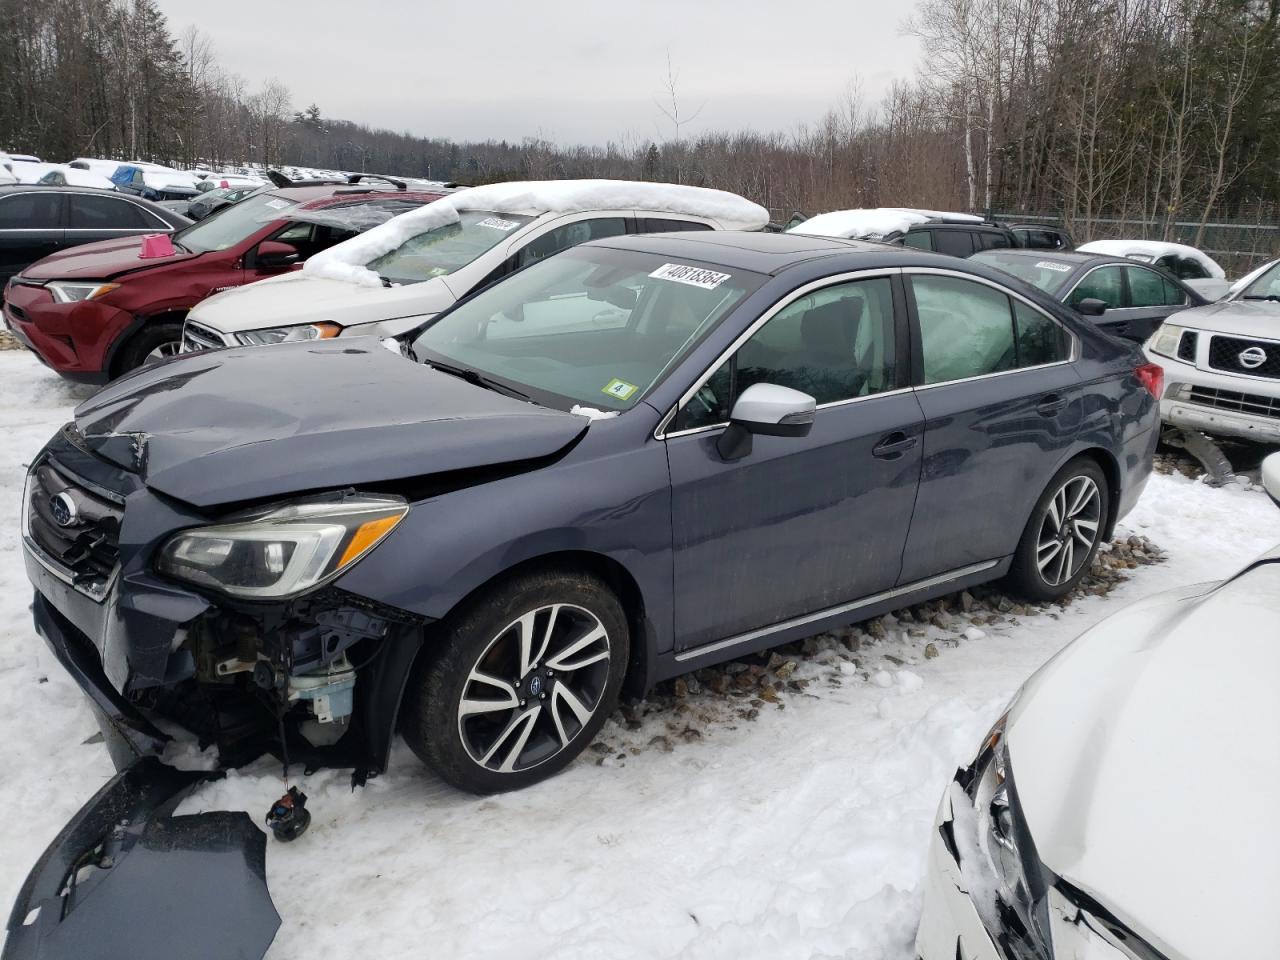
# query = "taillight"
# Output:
<box><xmin>1135</xmin><ymin>363</ymin><xmax>1164</xmax><ymax>399</ymax></box>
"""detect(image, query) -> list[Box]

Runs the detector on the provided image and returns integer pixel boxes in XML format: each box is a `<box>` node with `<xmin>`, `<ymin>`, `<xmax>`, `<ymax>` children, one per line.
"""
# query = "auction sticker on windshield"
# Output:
<box><xmin>602</xmin><ymin>378</ymin><xmax>638</xmax><ymax>401</ymax></box>
<box><xmin>649</xmin><ymin>263</ymin><xmax>731</xmax><ymax>289</ymax></box>
<box><xmin>1035</xmin><ymin>261</ymin><xmax>1072</xmax><ymax>273</ymax></box>
<box><xmin>476</xmin><ymin>217</ymin><xmax>521</xmax><ymax>231</ymax></box>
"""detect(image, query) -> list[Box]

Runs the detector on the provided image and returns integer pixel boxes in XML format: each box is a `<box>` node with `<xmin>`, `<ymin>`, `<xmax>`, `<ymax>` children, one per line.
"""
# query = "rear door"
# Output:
<box><xmin>66</xmin><ymin>193</ymin><xmax>172</xmax><ymax>249</ymax></box>
<box><xmin>0</xmin><ymin>191</ymin><xmax>65</xmax><ymax>283</ymax></box>
<box><xmin>933</xmin><ymin>229</ymin><xmax>975</xmax><ymax>258</ymax></box>
<box><xmin>898</xmin><ymin>269</ymin><xmax>1080</xmax><ymax>583</ymax></box>
<box><xmin>665</xmin><ymin>271</ymin><xmax>925</xmax><ymax>652</ymax></box>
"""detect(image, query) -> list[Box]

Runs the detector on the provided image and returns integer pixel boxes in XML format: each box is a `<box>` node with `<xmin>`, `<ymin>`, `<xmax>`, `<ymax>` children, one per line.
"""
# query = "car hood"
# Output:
<box><xmin>187</xmin><ymin>272</ymin><xmax>457</xmax><ymax>335</ymax></box>
<box><xmin>72</xmin><ymin>340</ymin><xmax>587</xmax><ymax>508</ymax></box>
<box><xmin>20</xmin><ymin>234</ymin><xmax>199</xmax><ymax>281</ymax></box>
<box><xmin>1007</xmin><ymin>558</ymin><xmax>1280</xmax><ymax>960</ymax></box>
<box><xmin>1170</xmin><ymin>299</ymin><xmax>1280</xmax><ymax>339</ymax></box>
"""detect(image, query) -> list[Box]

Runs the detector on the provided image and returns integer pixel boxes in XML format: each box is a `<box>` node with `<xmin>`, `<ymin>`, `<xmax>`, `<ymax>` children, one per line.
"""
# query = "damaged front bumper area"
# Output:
<box><xmin>21</xmin><ymin>426</ymin><xmax>428</xmax><ymax>777</ymax></box>
<box><xmin>2</xmin><ymin>759</ymin><xmax>279</xmax><ymax>960</ymax></box>
<box><xmin>916</xmin><ymin>768</ymin><xmax>1166</xmax><ymax>960</ymax></box>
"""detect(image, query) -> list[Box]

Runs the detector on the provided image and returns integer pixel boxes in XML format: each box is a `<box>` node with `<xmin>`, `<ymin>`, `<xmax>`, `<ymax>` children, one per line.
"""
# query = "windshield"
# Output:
<box><xmin>410</xmin><ymin>247</ymin><xmax>763</xmax><ymax>412</ymax></box>
<box><xmin>1238</xmin><ymin>261</ymin><xmax>1280</xmax><ymax>301</ymax></box>
<box><xmin>972</xmin><ymin>252</ymin><xmax>1076</xmax><ymax>295</ymax></box>
<box><xmin>176</xmin><ymin>193</ymin><xmax>298</xmax><ymax>252</ymax></box>
<box><xmin>369</xmin><ymin>210</ymin><xmax>534</xmax><ymax>284</ymax></box>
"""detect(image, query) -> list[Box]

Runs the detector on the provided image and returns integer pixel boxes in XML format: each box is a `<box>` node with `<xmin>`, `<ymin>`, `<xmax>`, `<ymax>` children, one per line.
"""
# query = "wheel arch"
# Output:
<box><xmin>1072</xmin><ymin>446</ymin><xmax>1122</xmax><ymax>541</ymax></box>
<box><xmin>108</xmin><ymin>308</ymin><xmax>188</xmax><ymax>377</ymax></box>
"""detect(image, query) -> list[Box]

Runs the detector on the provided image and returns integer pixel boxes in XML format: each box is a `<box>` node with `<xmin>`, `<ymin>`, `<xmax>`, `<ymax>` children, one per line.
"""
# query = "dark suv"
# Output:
<box><xmin>898</xmin><ymin>219</ymin><xmax>1019</xmax><ymax>256</ymax></box>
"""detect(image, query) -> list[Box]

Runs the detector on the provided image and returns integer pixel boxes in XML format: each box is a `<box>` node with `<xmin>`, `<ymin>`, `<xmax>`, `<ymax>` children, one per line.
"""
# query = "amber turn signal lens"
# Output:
<box><xmin>337</xmin><ymin>513</ymin><xmax>404</xmax><ymax>569</ymax></box>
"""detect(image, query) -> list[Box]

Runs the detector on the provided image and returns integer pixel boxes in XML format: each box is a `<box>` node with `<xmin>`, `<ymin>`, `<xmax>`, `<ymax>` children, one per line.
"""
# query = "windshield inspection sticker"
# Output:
<box><xmin>476</xmin><ymin>216</ymin><xmax>521</xmax><ymax>231</ymax></box>
<box><xmin>602</xmin><ymin>378</ymin><xmax>638</xmax><ymax>401</ymax></box>
<box><xmin>1035</xmin><ymin>260</ymin><xmax>1072</xmax><ymax>273</ymax></box>
<box><xmin>649</xmin><ymin>263</ymin><xmax>731</xmax><ymax>289</ymax></box>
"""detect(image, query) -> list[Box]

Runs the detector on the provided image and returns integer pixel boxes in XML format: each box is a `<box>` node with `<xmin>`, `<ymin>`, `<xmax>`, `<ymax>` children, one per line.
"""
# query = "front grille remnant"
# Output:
<box><xmin>1186</xmin><ymin>385</ymin><xmax>1280</xmax><ymax>420</ymax></box>
<box><xmin>26</xmin><ymin>462</ymin><xmax>124</xmax><ymax>598</ymax></box>
<box><xmin>1208</xmin><ymin>334</ymin><xmax>1280</xmax><ymax>379</ymax></box>
<box><xmin>181</xmin><ymin>321</ymin><xmax>230</xmax><ymax>353</ymax></box>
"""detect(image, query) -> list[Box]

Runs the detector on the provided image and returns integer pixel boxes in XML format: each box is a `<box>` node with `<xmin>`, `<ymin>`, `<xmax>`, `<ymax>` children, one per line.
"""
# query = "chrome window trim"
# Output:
<box><xmin>674</xmin><ymin>558</ymin><xmax>1000</xmax><ymax>662</ymax></box>
<box><xmin>654</xmin><ymin>267</ymin><xmax>905</xmax><ymax>439</ymax></box>
<box><xmin>662</xmin><ymin>386</ymin><xmax>917</xmax><ymax>440</ymax></box>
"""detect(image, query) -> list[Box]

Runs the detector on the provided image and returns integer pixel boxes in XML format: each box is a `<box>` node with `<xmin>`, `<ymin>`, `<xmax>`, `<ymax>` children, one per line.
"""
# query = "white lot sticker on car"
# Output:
<box><xmin>476</xmin><ymin>217</ymin><xmax>521</xmax><ymax>231</ymax></box>
<box><xmin>264</xmin><ymin>198</ymin><xmax>291</xmax><ymax>210</ymax></box>
<box><xmin>649</xmin><ymin>263</ymin><xmax>731</xmax><ymax>289</ymax></box>
<box><xmin>1035</xmin><ymin>261</ymin><xmax>1072</xmax><ymax>272</ymax></box>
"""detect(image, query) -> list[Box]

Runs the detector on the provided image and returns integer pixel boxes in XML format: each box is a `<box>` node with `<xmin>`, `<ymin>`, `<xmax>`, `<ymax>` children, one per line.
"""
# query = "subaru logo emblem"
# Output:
<box><xmin>527</xmin><ymin>675</ymin><xmax>544</xmax><ymax>697</ymax></box>
<box><xmin>1239</xmin><ymin>346</ymin><xmax>1268</xmax><ymax>369</ymax></box>
<box><xmin>49</xmin><ymin>492</ymin><xmax>79</xmax><ymax>527</ymax></box>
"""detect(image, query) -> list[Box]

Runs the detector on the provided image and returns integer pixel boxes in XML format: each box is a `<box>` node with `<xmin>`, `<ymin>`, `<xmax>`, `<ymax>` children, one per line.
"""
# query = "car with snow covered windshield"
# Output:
<box><xmin>19</xmin><ymin>229</ymin><xmax>1160</xmax><ymax>815</ymax></box>
<box><xmin>916</xmin><ymin>451</ymin><xmax>1280</xmax><ymax>960</ymax></box>
<box><xmin>1143</xmin><ymin>256</ymin><xmax>1280</xmax><ymax>445</ymax></box>
<box><xmin>971</xmin><ymin>248</ymin><xmax>1208</xmax><ymax>343</ymax></box>
<box><xmin>178</xmin><ymin>179</ymin><xmax>768</xmax><ymax>350</ymax></box>
<box><xmin>787</xmin><ymin>208</ymin><xmax>1020</xmax><ymax>257</ymax></box>
<box><xmin>1</xmin><ymin>182</ymin><xmax>451</xmax><ymax>380</ymax></box>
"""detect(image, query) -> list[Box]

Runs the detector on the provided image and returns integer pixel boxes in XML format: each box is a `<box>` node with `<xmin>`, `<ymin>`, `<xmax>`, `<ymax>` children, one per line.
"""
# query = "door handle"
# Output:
<box><xmin>872</xmin><ymin>431</ymin><xmax>919</xmax><ymax>459</ymax></box>
<box><xmin>1036</xmin><ymin>394</ymin><xmax>1069</xmax><ymax>416</ymax></box>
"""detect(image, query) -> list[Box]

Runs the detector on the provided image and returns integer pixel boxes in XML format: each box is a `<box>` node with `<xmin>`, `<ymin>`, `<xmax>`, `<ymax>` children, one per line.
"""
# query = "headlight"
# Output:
<box><xmin>1147</xmin><ymin>323</ymin><xmax>1189</xmax><ymax>359</ymax></box>
<box><xmin>956</xmin><ymin>715</ymin><xmax>1052</xmax><ymax>960</ymax></box>
<box><xmin>46</xmin><ymin>280</ymin><xmax>120</xmax><ymax>303</ymax></box>
<box><xmin>236</xmin><ymin>322</ymin><xmax>341</xmax><ymax>346</ymax></box>
<box><xmin>156</xmin><ymin>494</ymin><xmax>406</xmax><ymax>599</ymax></box>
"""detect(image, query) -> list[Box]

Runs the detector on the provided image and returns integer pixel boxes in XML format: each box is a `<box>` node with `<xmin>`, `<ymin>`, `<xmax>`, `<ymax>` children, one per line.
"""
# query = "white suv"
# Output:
<box><xmin>182</xmin><ymin>179</ymin><xmax>768</xmax><ymax>349</ymax></box>
<box><xmin>1145</xmin><ymin>258</ymin><xmax>1280</xmax><ymax>443</ymax></box>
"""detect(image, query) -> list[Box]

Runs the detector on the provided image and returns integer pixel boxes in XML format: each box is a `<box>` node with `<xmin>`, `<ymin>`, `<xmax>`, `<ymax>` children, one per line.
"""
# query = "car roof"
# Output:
<box><xmin>269</xmin><ymin>186</ymin><xmax>449</xmax><ymax>209</ymax></box>
<box><xmin>589</xmin><ymin>230</ymin><xmax>973</xmax><ymax>276</ymax></box>
<box><xmin>0</xmin><ymin>183</ymin><xmax>138</xmax><ymax>198</ymax></box>
<box><xmin>973</xmin><ymin>249</ymin><xmax>1131</xmax><ymax>268</ymax></box>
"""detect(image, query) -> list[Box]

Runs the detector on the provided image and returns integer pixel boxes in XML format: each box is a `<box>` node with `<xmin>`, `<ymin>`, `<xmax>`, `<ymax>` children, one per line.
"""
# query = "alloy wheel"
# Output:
<box><xmin>456</xmin><ymin>603</ymin><xmax>611</xmax><ymax>774</ymax></box>
<box><xmin>1035</xmin><ymin>475</ymin><xmax>1102</xmax><ymax>587</ymax></box>
<box><xmin>144</xmin><ymin>340</ymin><xmax>182</xmax><ymax>364</ymax></box>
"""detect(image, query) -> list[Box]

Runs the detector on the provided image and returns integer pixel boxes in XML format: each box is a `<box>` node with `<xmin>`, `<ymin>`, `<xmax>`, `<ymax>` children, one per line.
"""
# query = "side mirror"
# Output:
<box><xmin>1076</xmin><ymin>298</ymin><xmax>1108</xmax><ymax>317</ymax></box>
<box><xmin>255</xmin><ymin>240</ymin><xmax>300</xmax><ymax>269</ymax></box>
<box><xmin>717</xmin><ymin>383</ymin><xmax>816</xmax><ymax>461</ymax></box>
<box><xmin>1263</xmin><ymin>453</ymin><xmax>1280</xmax><ymax>508</ymax></box>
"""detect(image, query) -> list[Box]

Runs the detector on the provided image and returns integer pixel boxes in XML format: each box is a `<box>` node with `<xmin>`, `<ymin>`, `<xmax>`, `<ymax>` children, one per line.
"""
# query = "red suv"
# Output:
<box><xmin>2</xmin><ymin>183</ymin><xmax>448</xmax><ymax>382</ymax></box>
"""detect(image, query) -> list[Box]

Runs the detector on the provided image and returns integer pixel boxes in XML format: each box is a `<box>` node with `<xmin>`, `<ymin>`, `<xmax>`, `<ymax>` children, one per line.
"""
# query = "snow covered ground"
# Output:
<box><xmin>0</xmin><ymin>348</ymin><xmax>1276</xmax><ymax>960</ymax></box>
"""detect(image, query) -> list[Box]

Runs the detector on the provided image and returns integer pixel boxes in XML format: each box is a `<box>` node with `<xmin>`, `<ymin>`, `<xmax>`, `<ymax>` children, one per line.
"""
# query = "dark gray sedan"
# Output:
<box><xmin>972</xmin><ymin>248</ymin><xmax>1208</xmax><ymax>343</ymax></box>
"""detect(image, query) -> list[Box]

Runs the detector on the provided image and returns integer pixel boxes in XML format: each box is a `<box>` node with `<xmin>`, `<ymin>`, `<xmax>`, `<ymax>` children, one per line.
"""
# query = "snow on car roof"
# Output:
<box><xmin>305</xmin><ymin>179</ymin><xmax>771</xmax><ymax>287</ymax></box>
<box><xmin>786</xmin><ymin>207</ymin><xmax>982</xmax><ymax>240</ymax></box>
<box><xmin>1076</xmin><ymin>240</ymin><xmax>1226</xmax><ymax>279</ymax></box>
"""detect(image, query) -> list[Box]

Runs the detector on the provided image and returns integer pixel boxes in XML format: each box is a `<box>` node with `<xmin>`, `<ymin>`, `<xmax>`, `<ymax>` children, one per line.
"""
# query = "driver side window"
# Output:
<box><xmin>516</xmin><ymin>217</ymin><xmax>627</xmax><ymax>268</ymax></box>
<box><xmin>673</xmin><ymin>277</ymin><xmax>898</xmax><ymax>432</ymax></box>
<box><xmin>1068</xmin><ymin>266</ymin><xmax>1124</xmax><ymax>309</ymax></box>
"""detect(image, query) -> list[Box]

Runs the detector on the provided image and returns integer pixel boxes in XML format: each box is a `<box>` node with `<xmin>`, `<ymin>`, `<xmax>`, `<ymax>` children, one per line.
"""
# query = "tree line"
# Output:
<box><xmin>2</xmin><ymin>0</ymin><xmax>1277</xmax><ymax>247</ymax></box>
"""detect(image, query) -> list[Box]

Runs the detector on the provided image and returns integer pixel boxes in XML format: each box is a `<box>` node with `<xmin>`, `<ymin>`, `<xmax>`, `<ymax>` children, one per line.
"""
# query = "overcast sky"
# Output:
<box><xmin>160</xmin><ymin>0</ymin><xmax>922</xmax><ymax>145</ymax></box>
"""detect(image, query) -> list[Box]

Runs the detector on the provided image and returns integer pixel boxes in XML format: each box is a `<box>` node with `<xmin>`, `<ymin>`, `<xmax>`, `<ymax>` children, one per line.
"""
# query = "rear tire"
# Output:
<box><xmin>114</xmin><ymin>320</ymin><xmax>184</xmax><ymax>376</ymax></box>
<box><xmin>1006</xmin><ymin>457</ymin><xmax>1109</xmax><ymax>602</ymax></box>
<box><xmin>402</xmin><ymin>568</ymin><xmax>629</xmax><ymax>795</ymax></box>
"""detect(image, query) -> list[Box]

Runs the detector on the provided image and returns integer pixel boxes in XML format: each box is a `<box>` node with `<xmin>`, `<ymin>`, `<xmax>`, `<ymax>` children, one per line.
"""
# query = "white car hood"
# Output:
<box><xmin>1171</xmin><ymin>299</ymin><xmax>1280</xmax><ymax>339</ymax></box>
<box><xmin>188</xmin><ymin>272</ymin><xmax>458</xmax><ymax>335</ymax></box>
<box><xmin>1007</xmin><ymin>557</ymin><xmax>1280</xmax><ymax>960</ymax></box>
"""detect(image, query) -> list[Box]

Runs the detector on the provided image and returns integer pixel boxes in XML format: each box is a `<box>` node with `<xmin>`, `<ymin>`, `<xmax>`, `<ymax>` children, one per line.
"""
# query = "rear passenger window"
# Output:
<box><xmin>70</xmin><ymin>195</ymin><xmax>152</xmax><ymax>229</ymax></box>
<box><xmin>1014</xmin><ymin>301</ymin><xmax>1069</xmax><ymax>366</ymax></box>
<box><xmin>977</xmin><ymin>231</ymin><xmax>1011</xmax><ymax>251</ymax></box>
<box><xmin>1162</xmin><ymin>277</ymin><xmax>1187</xmax><ymax>305</ymax></box>
<box><xmin>934</xmin><ymin>230</ymin><xmax>975</xmax><ymax>258</ymax></box>
<box><xmin>912</xmin><ymin>275</ymin><xmax>1015</xmax><ymax>383</ymax></box>
<box><xmin>1068</xmin><ymin>266</ymin><xmax>1124</xmax><ymax>309</ymax></box>
<box><xmin>0</xmin><ymin>192</ymin><xmax>62</xmax><ymax>229</ymax></box>
<box><xmin>902</xmin><ymin>229</ymin><xmax>934</xmax><ymax>251</ymax></box>
<box><xmin>516</xmin><ymin>217</ymin><xmax>627</xmax><ymax>267</ymax></box>
<box><xmin>641</xmin><ymin>218</ymin><xmax>713</xmax><ymax>233</ymax></box>
<box><xmin>1127</xmin><ymin>267</ymin><xmax>1180</xmax><ymax>308</ymax></box>
<box><xmin>674</xmin><ymin>277</ymin><xmax>898</xmax><ymax>431</ymax></box>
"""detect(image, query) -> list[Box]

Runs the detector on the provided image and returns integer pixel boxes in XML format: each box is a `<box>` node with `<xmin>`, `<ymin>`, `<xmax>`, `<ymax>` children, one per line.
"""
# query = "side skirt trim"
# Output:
<box><xmin>673</xmin><ymin>559</ymin><xmax>1001</xmax><ymax>663</ymax></box>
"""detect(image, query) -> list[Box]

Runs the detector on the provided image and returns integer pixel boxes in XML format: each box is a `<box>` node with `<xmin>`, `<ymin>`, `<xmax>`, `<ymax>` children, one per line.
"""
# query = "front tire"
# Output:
<box><xmin>115</xmin><ymin>320</ymin><xmax>184</xmax><ymax>375</ymax></box>
<box><xmin>1006</xmin><ymin>457</ymin><xmax>1109</xmax><ymax>602</ymax></box>
<box><xmin>402</xmin><ymin>569</ymin><xmax>629</xmax><ymax>794</ymax></box>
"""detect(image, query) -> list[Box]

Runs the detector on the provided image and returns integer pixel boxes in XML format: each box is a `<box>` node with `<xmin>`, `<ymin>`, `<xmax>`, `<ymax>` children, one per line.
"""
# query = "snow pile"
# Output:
<box><xmin>1077</xmin><ymin>240</ymin><xmax>1226</xmax><ymax>279</ymax></box>
<box><xmin>37</xmin><ymin>165</ymin><xmax>114</xmax><ymax>190</ymax></box>
<box><xmin>787</xmin><ymin>207</ymin><xmax>981</xmax><ymax>240</ymax></box>
<box><xmin>304</xmin><ymin>180</ymin><xmax>770</xmax><ymax>287</ymax></box>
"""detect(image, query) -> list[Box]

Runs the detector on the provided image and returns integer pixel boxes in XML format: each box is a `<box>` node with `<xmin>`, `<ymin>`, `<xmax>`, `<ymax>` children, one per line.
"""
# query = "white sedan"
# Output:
<box><xmin>916</xmin><ymin>453</ymin><xmax>1280</xmax><ymax>960</ymax></box>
